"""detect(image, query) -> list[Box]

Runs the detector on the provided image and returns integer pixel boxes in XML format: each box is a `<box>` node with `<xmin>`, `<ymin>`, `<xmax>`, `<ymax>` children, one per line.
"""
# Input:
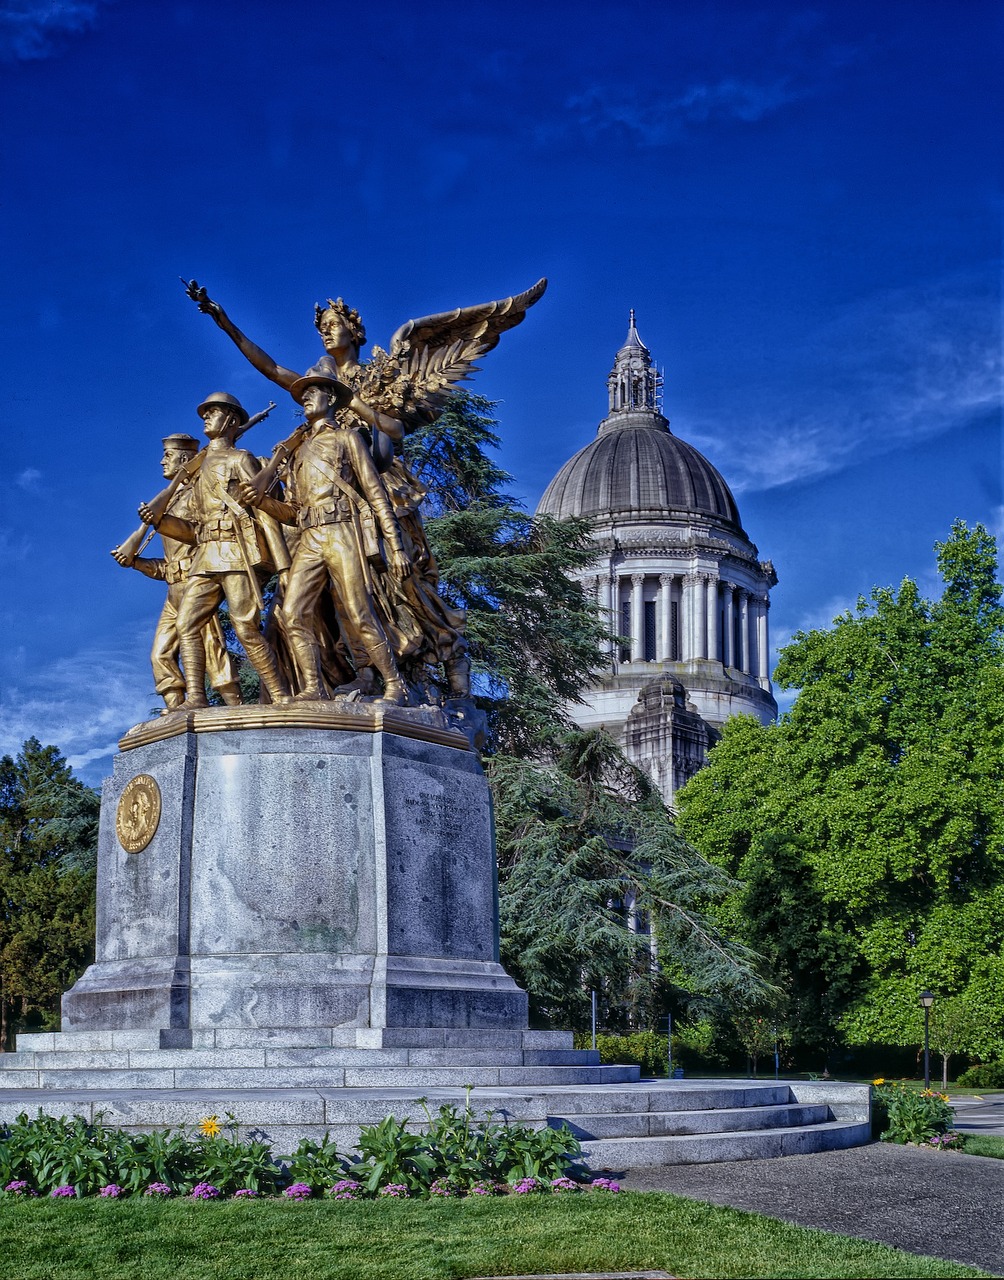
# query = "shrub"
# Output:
<box><xmin>872</xmin><ymin>1083</ymin><xmax>953</xmax><ymax>1144</ymax></box>
<box><xmin>956</xmin><ymin>1061</ymin><xmax>1004</xmax><ymax>1089</ymax></box>
<box><xmin>574</xmin><ymin>1031</ymin><xmax>669</xmax><ymax>1076</ymax></box>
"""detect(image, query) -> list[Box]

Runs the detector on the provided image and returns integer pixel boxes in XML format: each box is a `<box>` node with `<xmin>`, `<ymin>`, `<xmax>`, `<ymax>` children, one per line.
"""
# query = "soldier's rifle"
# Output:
<box><xmin>113</xmin><ymin>402</ymin><xmax>276</xmax><ymax>566</ymax></box>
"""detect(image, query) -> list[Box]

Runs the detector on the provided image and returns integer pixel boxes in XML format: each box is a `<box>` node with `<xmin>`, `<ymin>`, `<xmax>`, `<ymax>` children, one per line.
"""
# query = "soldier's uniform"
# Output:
<box><xmin>263</xmin><ymin>421</ymin><xmax>407</xmax><ymax>700</ymax></box>
<box><xmin>171</xmin><ymin>396</ymin><xmax>290</xmax><ymax>706</ymax></box>
<box><xmin>147</xmin><ymin>478</ymin><xmax>240</xmax><ymax>704</ymax></box>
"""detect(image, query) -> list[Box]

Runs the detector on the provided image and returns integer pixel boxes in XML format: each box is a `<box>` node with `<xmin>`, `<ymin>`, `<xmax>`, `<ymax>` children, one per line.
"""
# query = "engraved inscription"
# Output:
<box><xmin>115</xmin><ymin>774</ymin><xmax>162</xmax><ymax>854</ymax></box>
<box><xmin>404</xmin><ymin>793</ymin><xmax>468</xmax><ymax>842</ymax></box>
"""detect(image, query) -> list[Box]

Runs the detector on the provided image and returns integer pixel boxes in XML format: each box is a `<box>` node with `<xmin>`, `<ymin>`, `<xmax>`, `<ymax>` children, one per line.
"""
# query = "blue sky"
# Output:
<box><xmin>1</xmin><ymin>0</ymin><xmax>1000</xmax><ymax>783</ymax></box>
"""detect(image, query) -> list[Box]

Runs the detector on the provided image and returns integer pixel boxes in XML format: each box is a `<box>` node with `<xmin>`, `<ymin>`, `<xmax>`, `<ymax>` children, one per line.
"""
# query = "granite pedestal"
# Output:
<box><xmin>62</xmin><ymin>715</ymin><xmax>527</xmax><ymax>1046</ymax></box>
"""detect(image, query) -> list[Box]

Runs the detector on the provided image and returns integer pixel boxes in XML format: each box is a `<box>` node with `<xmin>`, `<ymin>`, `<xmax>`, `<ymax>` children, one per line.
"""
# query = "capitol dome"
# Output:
<box><xmin>537</xmin><ymin>418</ymin><xmax>743</xmax><ymax>531</ymax></box>
<box><xmin>536</xmin><ymin>312</ymin><xmax>777</xmax><ymax>804</ymax></box>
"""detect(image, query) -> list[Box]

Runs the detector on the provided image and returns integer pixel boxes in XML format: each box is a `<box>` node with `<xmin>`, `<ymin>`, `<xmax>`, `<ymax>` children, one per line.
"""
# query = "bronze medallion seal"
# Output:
<box><xmin>115</xmin><ymin>774</ymin><xmax>161</xmax><ymax>853</ymax></box>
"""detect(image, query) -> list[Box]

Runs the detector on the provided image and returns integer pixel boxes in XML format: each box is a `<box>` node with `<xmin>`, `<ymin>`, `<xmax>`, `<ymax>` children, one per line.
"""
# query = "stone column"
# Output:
<box><xmin>738</xmin><ymin>590</ymin><xmax>750</xmax><ymax>674</ymax></box>
<box><xmin>757</xmin><ymin>596</ymin><xmax>770</xmax><ymax>681</ymax></box>
<box><xmin>658</xmin><ymin>574</ymin><xmax>673</xmax><ymax>660</ymax></box>
<box><xmin>681</xmin><ymin>574</ymin><xmax>699</xmax><ymax>662</ymax></box>
<box><xmin>721</xmin><ymin>583</ymin><xmax>734</xmax><ymax>669</ymax></box>
<box><xmin>706</xmin><ymin>575</ymin><xmax>720</xmax><ymax>662</ymax></box>
<box><xmin>630</xmin><ymin>574</ymin><xmax>644</xmax><ymax>663</ymax></box>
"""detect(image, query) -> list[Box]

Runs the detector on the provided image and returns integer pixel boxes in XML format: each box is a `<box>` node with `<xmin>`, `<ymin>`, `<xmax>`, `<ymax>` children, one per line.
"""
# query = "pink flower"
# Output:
<box><xmin>100</xmin><ymin>1184</ymin><xmax>124</xmax><ymax>1198</ymax></box>
<box><xmin>50</xmin><ymin>1186</ymin><xmax>77</xmax><ymax>1198</ymax></box>
<box><xmin>283</xmin><ymin>1182</ymin><xmax>313</xmax><ymax>1200</ymax></box>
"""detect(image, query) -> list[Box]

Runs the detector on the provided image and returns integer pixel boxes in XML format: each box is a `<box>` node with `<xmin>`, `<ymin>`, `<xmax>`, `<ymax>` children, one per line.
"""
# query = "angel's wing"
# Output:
<box><xmin>370</xmin><ymin>278</ymin><xmax>547</xmax><ymax>428</ymax></box>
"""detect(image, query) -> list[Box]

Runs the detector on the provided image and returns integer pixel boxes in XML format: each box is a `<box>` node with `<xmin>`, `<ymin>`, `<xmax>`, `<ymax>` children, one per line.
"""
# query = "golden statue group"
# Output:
<box><xmin>112</xmin><ymin>278</ymin><xmax>546</xmax><ymax>714</ymax></box>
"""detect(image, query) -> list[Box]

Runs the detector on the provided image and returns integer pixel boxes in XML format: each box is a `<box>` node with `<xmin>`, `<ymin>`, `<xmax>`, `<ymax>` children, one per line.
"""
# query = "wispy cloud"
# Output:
<box><xmin>16</xmin><ymin>467</ymin><xmax>41</xmax><ymax>491</ymax></box>
<box><xmin>559</xmin><ymin>21</ymin><xmax>865</xmax><ymax>148</ymax></box>
<box><xmin>0</xmin><ymin>526</ymin><xmax>33</xmax><ymax>565</ymax></box>
<box><xmin>566</xmin><ymin>76</ymin><xmax>810</xmax><ymax>146</ymax></box>
<box><xmin>0</xmin><ymin>633</ymin><xmax>157</xmax><ymax>785</ymax></box>
<box><xmin>0</xmin><ymin>1</ymin><xmax>108</xmax><ymax>64</ymax></box>
<box><xmin>692</xmin><ymin>270</ymin><xmax>1001</xmax><ymax>494</ymax></box>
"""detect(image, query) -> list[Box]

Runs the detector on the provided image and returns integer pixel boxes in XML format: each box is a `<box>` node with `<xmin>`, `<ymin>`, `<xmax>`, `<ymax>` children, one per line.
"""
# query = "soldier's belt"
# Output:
<box><xmin>197</xmin><ymin>518</ymin><xmax>238</xmax><ymax>542</ymax></box>
<box><xmin>298</xmin><ymin>499</ymin><xmax>353</xmax><ymax>530</ymax></box>
<box><xmin>164</xmin><ymin>557</ymin><xmax>193</xmax><ymax>583</ymax></box>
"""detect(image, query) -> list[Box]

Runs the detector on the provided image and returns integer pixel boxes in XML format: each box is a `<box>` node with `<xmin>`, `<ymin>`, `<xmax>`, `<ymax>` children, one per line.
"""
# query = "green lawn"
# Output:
<box><xmin>0</xmin><ymin>1192</ymin><xmax>991</xmax><ymax>1280</ymax></box>
<box><xmin>963</xmin><ymin>1134</ymin><xmax>1004</xmax><ymax>1159</ymax></box>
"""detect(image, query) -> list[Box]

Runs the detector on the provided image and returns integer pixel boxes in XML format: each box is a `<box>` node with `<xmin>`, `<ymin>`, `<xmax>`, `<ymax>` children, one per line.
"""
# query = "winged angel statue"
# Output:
<box><xmin>182</xmin><ymin>276</ymin><xmax>546</xmax><ymax>709</ymax></box>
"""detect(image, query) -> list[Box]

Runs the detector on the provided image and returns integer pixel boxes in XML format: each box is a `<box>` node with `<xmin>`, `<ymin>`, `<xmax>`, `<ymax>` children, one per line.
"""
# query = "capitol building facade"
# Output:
<box><xmin>536</xmin><ymin>314</ymin><xmax>778</xmax><ymax>804</ymax></box>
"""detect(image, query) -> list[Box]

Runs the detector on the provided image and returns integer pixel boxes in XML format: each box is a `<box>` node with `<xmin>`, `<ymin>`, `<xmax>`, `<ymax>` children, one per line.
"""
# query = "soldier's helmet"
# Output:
<box><xmin>196</xmin><ymin>392</ymin><xmax>249</xmax><ymax>425</ymax></box>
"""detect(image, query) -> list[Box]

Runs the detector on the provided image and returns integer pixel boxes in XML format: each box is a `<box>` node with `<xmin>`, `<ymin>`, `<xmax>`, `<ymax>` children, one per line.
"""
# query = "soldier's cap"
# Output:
<box><xmin>289</xmin><ymin>372</ymin><xmax>354</xmax><ymax>409</ymax></box>
<box><xmin>196</xmin><ymin>391</ymin><xmax>249</xmax><ymax>425</ymax></box>
<box><xmin>162</xmin><ymin>432</ymin><xmax>201</xmax><ymax>453</ymax></box>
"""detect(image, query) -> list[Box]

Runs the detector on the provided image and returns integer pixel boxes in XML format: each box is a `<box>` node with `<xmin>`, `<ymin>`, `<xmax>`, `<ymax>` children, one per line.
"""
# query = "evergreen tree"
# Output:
<box><xmin>493</xmin><ymin>728</ymin><xmax>769</xmax><ymax>1030</ymax></box>
<box><xmin>0</xmin><ymin>739</ymin><xmax>97</xmax><ymax>1049</ymax></box>
<box><xmin>404</xmin><ymin>393</ymin><xmax>608</xmax><ymax>755</ymax></box>
<box><xmin>677</xmin><ymin>521</ymin><xmax>1004</xmax><ymax>1062</ymax></box>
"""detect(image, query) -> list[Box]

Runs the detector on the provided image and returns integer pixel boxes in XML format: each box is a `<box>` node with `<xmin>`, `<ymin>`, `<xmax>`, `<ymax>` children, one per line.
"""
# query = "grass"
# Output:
<box><xmin>0</xmin><ymin>1192</ymin><xmax>991</xmax><ymax>1280</ymax></box>
<box><xmin>963</xmin><ymin>1134</ymin><xmax>1004</xmax><ymax>1159</ymax></box>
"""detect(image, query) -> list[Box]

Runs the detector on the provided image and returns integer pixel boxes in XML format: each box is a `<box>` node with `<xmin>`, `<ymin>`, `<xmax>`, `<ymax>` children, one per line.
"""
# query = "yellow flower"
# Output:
<box><xmin>199</xmin><ymin>1115</ymin><xmax>222</xmax><ymax>1138</ymax></box>
<box><xmin>872</xmin><ymin>1078</ymin><xmax>885</xmax><ymax>1086</ymax></box>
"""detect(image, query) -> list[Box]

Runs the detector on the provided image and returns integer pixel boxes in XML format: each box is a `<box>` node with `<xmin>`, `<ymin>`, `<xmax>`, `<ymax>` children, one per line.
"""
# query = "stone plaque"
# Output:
<box><xmin>115</xmin><ymin>774</ymin><xmax>161</xmax><ymax>853</ymax></box>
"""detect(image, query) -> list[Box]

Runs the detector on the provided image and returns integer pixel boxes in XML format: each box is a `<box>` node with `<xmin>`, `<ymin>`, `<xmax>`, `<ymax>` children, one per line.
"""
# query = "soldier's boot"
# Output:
<box><xmin>334</xmin><ymin>666</ymin><xmax>377</xmax><ymax>697</ymax></box>
<box><xmin>178</xmin><ymin>636</ymin><xmax>210</xmax><ymax>709</ymax></box>
<box><xmin>444</xmin><ymin>652</ymin><xmax>471</xmax><ymax>698</ymax></box>
<box><xmin>161</xmin><ymin>688</ymin><xmax>185</xmax><ymax>712</ymax></box>
<box><xmin>369</xmin><ymin>642</ymin><xmax>408</xmax><ymax>706</ymax></box>
<box><xmin>218</xmin><ymin>682</ymin><xmax>242</xmax><ymax>707</ymax></box>
<box><xmin>246</xmin><ymin>640</ymin><xmax>292</xmax><ymax>706</ymax></box>
<box><xmin>286</xmin><ymin>642</ymin><xmax>327</xmax><ymax>702</ymax></box>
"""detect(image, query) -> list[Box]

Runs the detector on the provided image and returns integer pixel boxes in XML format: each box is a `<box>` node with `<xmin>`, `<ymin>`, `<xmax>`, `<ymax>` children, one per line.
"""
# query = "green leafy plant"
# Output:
<box><xmin>0</xmin><ymin>1110</ymin><xmax>284</xmax><ymax>1196</ymax></box>
<box><xmin>348</xmin><ymin>1115</ymin><xmax>438</xmax><ymax>1193</ymax></box>
<box><xmin>283</xmin><ymin>1133</ymin><xmax>347</xmax><ymax>1193</ymax></box>
<box><xmin>872</xmin><ymin>1083</ymin><xmax>954</xmax><ymax>1144</ymax></box>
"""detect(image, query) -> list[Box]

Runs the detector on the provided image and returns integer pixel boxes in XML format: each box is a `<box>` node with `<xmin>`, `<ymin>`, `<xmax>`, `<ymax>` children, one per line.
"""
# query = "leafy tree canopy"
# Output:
<box><xmin>677</xmin><ymin>521</ymin><xmax>1004</xmax><ymax>1059</ymax></box>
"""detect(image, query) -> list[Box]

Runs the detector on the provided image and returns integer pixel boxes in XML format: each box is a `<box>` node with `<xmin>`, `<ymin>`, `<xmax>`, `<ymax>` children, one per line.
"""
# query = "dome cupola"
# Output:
<box><xmin>538</xmin><ymin>312</ymin><xmax>744</xmax><ymax>532</ymax></box>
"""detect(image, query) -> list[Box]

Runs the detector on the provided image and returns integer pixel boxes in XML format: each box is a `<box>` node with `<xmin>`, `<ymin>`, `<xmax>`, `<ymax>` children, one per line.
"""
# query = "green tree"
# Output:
<box><xmin>405</xmin><ymin>393</ymin><xmax>608</xmax><ymax>755</ymax></box>
<box><xmin>928</xmin><ymin>996</ymin><xmax>981</xmax><ymax>1086</ymax></box>
<box><xmin>677</xmin><ymin>521</ymin><xmax>1004</xmax><ymax>1063</ymax></box>
<box><xmin>0</xmin><ymin>739</ymin><xmax>97</xmax><ymax>1050</ymax></box>
<box><xmin>492</xmin><ymin>728</ymin><xmax>769</xmax><ymax>1030</ymax></box>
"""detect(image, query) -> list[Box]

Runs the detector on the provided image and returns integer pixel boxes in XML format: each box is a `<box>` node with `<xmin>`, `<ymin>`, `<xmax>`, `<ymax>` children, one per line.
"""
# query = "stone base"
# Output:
<box><xmin>62</xmin><ymin>723</ymin><xmax>527</xmax><ymax>1038</ymax></box>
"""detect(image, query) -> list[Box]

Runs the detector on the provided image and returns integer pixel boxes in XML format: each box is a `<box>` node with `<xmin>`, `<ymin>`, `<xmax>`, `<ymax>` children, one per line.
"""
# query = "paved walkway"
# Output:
<box><xmin>951</xmin><ymin>1092</ymin><xmax>1004</xmax><ymax>1137</ymax></box>
<box><xmin>611</xmin><ymin>1143</ymin><xmax>1003</xmax><ymax>1275</ymax></box>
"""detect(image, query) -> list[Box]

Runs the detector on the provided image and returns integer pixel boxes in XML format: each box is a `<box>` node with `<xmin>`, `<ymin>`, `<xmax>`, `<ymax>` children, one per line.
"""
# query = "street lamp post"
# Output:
<box><xmin>919</xmin><ymin>991</ymin><xmax>935</xmax><ymax>1090</ymax></box>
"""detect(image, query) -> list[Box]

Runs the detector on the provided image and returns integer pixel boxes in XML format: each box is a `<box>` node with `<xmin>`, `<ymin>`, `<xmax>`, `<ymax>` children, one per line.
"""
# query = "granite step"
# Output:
<box><xmin>579</xmin><ymin>1118</ymin><xmax>873</xmax><ymax>1166</ymax></box>
<box><xmin>0</xmin><ymin>1062</ymin><xmax>642</xmax><ymax>1091</ymax></box>
<box><xmin>0</xmin><ymin>1080</ymin><xmax>872</xmax><ymax>1165</ymax></box>
<box><xmin>559</xmin><ymin>1102</ymin><xmax>832</xmax><ymax>1140</ymax></box>
<box><xmin>12</xmin><ymin>1028</ymin><xmax>578</xmax><ymax>1053</ymax></box>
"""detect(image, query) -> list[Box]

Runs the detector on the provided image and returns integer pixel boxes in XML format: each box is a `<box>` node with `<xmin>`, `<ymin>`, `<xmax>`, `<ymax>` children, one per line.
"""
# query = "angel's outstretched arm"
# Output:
<box><xmin>183</xmin><ymin>279</ymin><xmax>300</xmax><ymax>392</ymax></box>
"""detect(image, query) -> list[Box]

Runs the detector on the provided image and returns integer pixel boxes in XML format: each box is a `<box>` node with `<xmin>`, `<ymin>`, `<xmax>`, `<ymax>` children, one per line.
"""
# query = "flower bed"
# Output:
<box><xmin>0</xmin><ymin>1093</ymin><xmax>621</xmax><ymax>1201</ymax></box>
